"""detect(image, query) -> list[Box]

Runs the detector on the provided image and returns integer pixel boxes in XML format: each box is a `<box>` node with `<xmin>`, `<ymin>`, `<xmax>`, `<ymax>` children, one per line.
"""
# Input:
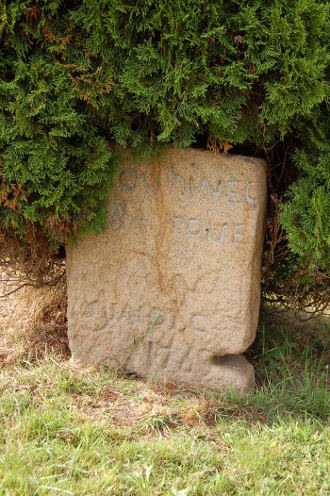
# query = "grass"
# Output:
<box><xmin>0</xmin><ymin>315</ymin><xmax>329</xmax><ymax>495</ymax></box>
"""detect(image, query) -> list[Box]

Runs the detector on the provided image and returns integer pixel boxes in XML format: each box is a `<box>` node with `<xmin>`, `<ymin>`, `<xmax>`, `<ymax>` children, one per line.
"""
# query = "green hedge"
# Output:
<box><xmin>0</xmin><ymin>0</ymin><xmax>329</xmax><ymax>310</ymax></box>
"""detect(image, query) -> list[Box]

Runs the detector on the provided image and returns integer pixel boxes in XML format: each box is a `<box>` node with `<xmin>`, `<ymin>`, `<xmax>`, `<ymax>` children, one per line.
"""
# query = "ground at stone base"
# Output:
<box><xmin>0</xmin><ymin>303</ymin><xmax>329</xmax><ymax>495</ymax></box>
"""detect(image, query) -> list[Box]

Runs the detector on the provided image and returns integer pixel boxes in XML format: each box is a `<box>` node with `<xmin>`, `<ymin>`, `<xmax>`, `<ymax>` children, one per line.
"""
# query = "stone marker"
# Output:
<box><xmin>67</xmin><ymin>147</ymin><xmax>267</xmax><ymax>390</ymax></box>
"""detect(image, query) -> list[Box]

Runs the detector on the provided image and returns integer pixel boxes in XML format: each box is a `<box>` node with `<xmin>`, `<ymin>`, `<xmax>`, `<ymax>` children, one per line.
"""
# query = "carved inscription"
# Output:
<box><xmin>116</xmin><ymin>163</ymin><xmax>258</xmax><ymax>203</ymax></box>
<box><xmin>94</xmin><ymin>302</ymin><xmax>205</xmax><ymax>339</ymax></box>
<box><xmin>173</xmin><ymin>217</ymin><xmax>245</xmax><ymax>244</ymax></box>
<box><xmin>167</xmin><ymin>163</ymin><xmax>257</xmax><ymax>205</ymax></box>
<box><xmin>118</xmin><ymin>304</ymin><xmax>176</xmax><ymax>332</ymax></box>
<box><xmin>110</xmin><ymin>163</ymin><xmax>259</xmax><ymax>249</ymax></box>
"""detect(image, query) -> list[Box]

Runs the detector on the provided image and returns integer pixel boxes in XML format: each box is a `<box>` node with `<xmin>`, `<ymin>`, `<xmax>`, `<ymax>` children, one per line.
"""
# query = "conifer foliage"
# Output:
<box><xmin>0</xmin><ymin>0</ymin><xmax>329</xmax><ymax>311</ymax></box>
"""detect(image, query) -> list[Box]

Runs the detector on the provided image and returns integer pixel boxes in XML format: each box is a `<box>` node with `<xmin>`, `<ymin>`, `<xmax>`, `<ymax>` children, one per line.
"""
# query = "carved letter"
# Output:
<box><xmin>226</xmin><ymin>181</ymin><xmax>243</xmax><ymax>203</ymax></box>
<box><xmin>199</xmin><ymin>178</ymin><xmax>222</xmax><ymax>200</ymax></box>
<box><xmin>213</xmin><ymin>223</ymin><xmax>228</xmax><ymax>244</ymax></box>
<box><xmin>189</xmin><ymin>176</ymin><xmax>195</xmax><ymax>196</ymax></box>
<box><xmin>120</xmin><ymin>304</ymin><xmax>138</xmax><ymax>328</ymax></box>
<box><xmin>149</xmin><ymin>307</ymin><xmax>165</xmax><ymax>327</ymax></box>
<box><xmin>110</xmin><ymin>204</ymin><xmax>124</xmax><ymax>231</ymax></box>
<box><xmin>142</xmin><ymin>173</ymin><xmax>159</xmax><ymax>193</ymax></box>
<box><xmin>157</xmin><ymin>346</ymin><xmax>171</xmax><ymax>368</ymax></box>
<box><xmin>191</xmin><ymin>314</ymin><xmax>206</xmax><ymax>336</ymax></box>
<box><xmin>245</xmin><ymin>182</ymin><xmax>257</xmax><ymax>206</ymax></box>
<box><xmin>233</xmin><ymin>223</ymin><xmax>245</xmax><ymax>243</ymax></box>
<box><xmin>171</xmin><ymin>314</ymin><xmax>177</xmax><ymax>330</ymax></box>
<box><xmin>119</xmin><ymin>168</ymin><xmax>137</xmax><ymax>191</ymax></box>
<box><xmin>173</xmin><ymin>216</ymin><xmax>183</xmax><ymax>236</ymax></box>
<box><xmin>186</xmin><ymin>218</ymin><xmax>202</xmax><ymax>239</ymax></box>
<box><xmin>168</xmin><ymin>164</ymin><xmax>185</xmax><ymax>195</ymax></box>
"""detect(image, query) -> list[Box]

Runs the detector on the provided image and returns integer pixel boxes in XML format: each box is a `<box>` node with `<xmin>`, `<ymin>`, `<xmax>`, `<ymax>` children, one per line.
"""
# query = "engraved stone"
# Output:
<box><xmin>66</xmin><ymin>147</ymin><xmax>267</xmax><ymax>390</ymax></box>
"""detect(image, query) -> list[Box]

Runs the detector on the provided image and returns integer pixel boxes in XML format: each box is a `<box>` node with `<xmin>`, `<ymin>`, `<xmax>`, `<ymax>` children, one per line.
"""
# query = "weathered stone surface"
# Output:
<box><xmin>66</xmin><ymin>147</ymin><xmax>267</xmax><ymax>390</ymax></box>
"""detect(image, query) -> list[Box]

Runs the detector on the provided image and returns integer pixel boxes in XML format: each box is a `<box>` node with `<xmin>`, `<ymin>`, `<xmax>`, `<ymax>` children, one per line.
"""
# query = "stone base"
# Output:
<box><xmin>124</xmin><ymin>353</ymin><xmax>255</xmax><ymax>392</ymax></box>
<box><xmin>198</xmin><ymin>355</ymin><xmax>255</xmax><ymax>391</ymax></box>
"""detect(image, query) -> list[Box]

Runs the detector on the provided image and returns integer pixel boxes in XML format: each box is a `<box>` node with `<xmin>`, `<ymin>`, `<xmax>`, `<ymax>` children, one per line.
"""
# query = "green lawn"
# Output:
<box><xmin>0</xmin><ymin>318</ymin><xmax>329</xmax><ymax>495</ymax></box>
